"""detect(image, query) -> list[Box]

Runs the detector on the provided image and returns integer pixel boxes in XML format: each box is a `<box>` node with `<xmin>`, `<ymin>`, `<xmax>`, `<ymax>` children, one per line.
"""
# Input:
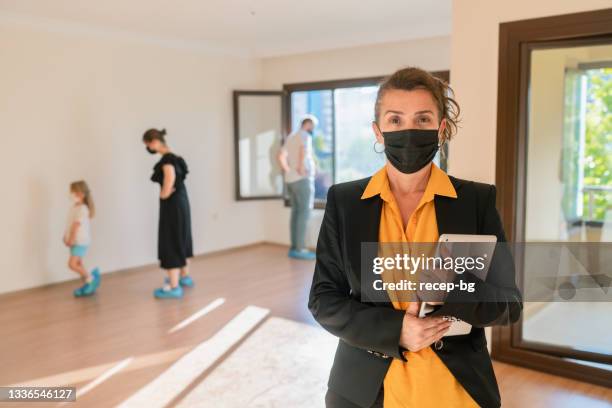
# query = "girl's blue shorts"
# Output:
<box><xmin>70</xmin><ymin>245</ymin><xmax>89</xmax><ymax>257</ymax></box>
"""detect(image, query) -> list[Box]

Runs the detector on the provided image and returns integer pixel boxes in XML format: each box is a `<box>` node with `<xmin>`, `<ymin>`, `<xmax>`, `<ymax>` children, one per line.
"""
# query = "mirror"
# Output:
<box><xmin>233</xmin><ymin>91</ymin><xmax>284</xmax><ymax>200</ymax></box>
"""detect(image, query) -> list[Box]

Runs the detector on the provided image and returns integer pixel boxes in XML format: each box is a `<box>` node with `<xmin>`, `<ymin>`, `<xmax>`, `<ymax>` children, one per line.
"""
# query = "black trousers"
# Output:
<box><xmin>325</xmin><ymin>388</ymin><xmax>383</xmax><ymax>408</ymax></box>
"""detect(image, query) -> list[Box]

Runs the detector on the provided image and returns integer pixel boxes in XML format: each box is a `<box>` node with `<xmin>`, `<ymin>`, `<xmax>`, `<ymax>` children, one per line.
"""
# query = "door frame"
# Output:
<box><xmin>493</xmin><ymin>8</ymin><xmax>612</xmax><ymax>387</ymax></box>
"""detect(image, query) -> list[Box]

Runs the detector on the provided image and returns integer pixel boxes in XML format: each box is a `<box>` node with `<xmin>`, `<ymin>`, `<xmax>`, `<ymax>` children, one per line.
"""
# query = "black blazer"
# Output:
<box><xmin>308</xmin><ymin>175</ymin><xmax>522</xmax><ymax>408</ymax></box>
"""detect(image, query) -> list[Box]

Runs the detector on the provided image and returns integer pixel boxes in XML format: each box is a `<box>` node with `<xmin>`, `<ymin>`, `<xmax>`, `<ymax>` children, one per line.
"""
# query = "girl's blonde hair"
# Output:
<box><xmin>70</xmin><ymin>180</ymin><xmax>95</xmax><ymax>218</ymax></box>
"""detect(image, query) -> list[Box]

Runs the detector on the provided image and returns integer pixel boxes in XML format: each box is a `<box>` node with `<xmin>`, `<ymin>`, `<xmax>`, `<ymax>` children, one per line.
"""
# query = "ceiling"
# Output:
<box><xmin>0</xmin><ymin>0</ymin><xmax>451</xmax><ymax>57</ymax></box>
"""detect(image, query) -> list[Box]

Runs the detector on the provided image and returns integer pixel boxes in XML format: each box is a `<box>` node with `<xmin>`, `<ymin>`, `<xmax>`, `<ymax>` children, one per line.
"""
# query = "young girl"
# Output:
<box><xmin>63</xmin><ymin>180</ymin><xmax>100</xmax><ymax>297</ymax></box>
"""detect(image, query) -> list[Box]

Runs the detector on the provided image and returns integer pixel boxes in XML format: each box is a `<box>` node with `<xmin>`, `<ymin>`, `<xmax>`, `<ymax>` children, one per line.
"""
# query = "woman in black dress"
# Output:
<box><xmin>143</xmin><ymin>128</ymin><xmax>194</xmax><ymax>299</ymax></box>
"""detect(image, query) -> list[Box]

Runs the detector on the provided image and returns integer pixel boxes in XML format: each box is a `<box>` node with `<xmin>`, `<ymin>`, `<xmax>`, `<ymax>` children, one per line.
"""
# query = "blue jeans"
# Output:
<box><xmin>287</xmin><ymin>178</ymin><xmax>314</xmax><ymax>251</ymax></box>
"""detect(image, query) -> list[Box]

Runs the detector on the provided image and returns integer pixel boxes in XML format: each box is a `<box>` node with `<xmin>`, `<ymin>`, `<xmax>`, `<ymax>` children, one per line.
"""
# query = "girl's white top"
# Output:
<box><xmin>64</xmin><ymin>204</ymin><xmax>91</xmax><ymax>246</ymax></box>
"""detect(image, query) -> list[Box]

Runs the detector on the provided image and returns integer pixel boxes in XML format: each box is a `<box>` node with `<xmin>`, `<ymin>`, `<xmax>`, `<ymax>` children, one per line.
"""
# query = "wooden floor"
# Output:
<box><xmin>0</xmin><ymin>243</ymin><xmax>610</xmax><ymax>408</ymax></box>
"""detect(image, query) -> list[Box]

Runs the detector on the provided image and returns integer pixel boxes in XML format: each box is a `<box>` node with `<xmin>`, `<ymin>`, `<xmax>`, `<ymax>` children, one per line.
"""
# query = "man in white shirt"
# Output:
<box><xmin>278</xmin><ymin>116</ymin><xmax>317</xmax><ymax>260</ymax></box>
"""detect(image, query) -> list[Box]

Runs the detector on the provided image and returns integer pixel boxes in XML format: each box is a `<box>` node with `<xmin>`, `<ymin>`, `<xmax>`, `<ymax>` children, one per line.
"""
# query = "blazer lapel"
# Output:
<box><xmin>347</xmin><ymin>195</ymin><xmax>382</xmax><ymax>278</ymax></box>
<box><xmin>434</xmin><ymin>178</ymin><xmax>477</xmax><ymax>235</ymax></box>
<box><xmin>343</xmin><ymin>179</ymin><xmax>386</xmax><ymax>303</ymax></box>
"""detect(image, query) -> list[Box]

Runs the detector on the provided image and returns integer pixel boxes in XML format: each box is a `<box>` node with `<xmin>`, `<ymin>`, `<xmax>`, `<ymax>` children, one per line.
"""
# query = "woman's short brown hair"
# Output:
<box><xmin>374</xmin><ymin>67</ymin><xmax>460</xmax><ymax>144</ymax></box>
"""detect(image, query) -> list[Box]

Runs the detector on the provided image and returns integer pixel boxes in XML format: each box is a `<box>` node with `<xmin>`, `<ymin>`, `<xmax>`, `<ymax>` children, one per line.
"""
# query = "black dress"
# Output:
<box><xmin>151</xmin><ymin>153</ymin><xmax>193</xmax><ymax>269</ymax></box>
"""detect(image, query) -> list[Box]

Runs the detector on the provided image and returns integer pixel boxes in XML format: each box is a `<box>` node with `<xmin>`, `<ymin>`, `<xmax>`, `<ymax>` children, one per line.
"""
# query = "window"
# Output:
<box><xmin>289</xmin><ymin>90</ymin><xmax>333</xmax><ymax>201</ymax></box>
<box><xmin>284</xmin><ymin>73</ymin><xmax>449</xmax><ymax>206</ymax></box>
<box><xmin>561</xmin><ymin>66</ymin><xmax>612</xmax><ymax>225</ymax></box>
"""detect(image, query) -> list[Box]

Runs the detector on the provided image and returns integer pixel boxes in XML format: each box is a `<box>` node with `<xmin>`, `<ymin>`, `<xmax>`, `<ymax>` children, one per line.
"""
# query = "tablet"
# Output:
<box><xmin>419</xmin><ymin>302</ymin><xmax>473</xmax><ymax>336</ymax></box>
<box><xmin>437</xmin><ymin>234</ymin><xmax>497</xmax><ymax>281</ymax></box>
<box><xmin>438</xmin><ymin>234</ymin><xmax>497</xmax><ymax>243</ymax></box>
<box><xmin>418</xmin><ymin>234</ymin><xmax>498</xmax><ymax>337</ymax></box>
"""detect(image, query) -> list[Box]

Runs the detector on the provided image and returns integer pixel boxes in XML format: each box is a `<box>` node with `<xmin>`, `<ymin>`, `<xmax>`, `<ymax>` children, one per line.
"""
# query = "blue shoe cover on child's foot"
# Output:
<box><xmin>91</xmin><ymin>267</ymin><xmax>101</xmax><ymax>289</ymax></box>
<box><xmin>154</xmin><ymin>286</ymin><xmax>183</xmax><ymax>299</ymax></box>
<box><xmin>179</xmin><ymin>276</ymin><xmax>194</xmax><ymax>287</ymax></box>
<box><xmin>74</xmin><ymin>281</ymin><xmax>96</xmax><ymax>297</ymax></box>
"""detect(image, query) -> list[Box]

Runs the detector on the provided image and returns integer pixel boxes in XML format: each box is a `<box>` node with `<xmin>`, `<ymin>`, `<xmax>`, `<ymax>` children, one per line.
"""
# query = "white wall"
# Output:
<box><xmin>259</xmin><ymin>36</ymin><xmax>451</xmax><ymax>247</ymax></box>
<box><xmin>0</xmin><ymin>23</ymin><xmax>266</xmax><ymax>294</ymax></box>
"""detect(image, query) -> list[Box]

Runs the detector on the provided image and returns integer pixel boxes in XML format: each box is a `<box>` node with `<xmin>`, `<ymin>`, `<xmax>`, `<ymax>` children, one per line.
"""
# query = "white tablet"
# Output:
<box><xmin>437</xmin><ymin>234</ymin><xmax>497</xmax><ymax>281</ymax></box>
<box><xmin>418</xmin><ymin>234</ymin><xmax>498</xmax><ymax>337</ymax></box>
<box><xmin>418</xmin><ymin>302</ymin><xmax>473</xmax><ymax>336</ymax></box>
<box><xmin>438</xmin><ymin>234</ymin><xmax>497</xmax><ymax>243</ymax></box>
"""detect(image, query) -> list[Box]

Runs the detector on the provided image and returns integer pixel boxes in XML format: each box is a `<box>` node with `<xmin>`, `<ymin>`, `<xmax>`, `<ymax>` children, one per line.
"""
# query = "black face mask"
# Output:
<box><xmin>380</xmin><ymin>128</ymin><xmax>439</xmax><ymax>174</ymax></box>
<box><xmin>146</xmin><ymin>147</ymin><xmax>156</xmax><ymax>155</ymax></box>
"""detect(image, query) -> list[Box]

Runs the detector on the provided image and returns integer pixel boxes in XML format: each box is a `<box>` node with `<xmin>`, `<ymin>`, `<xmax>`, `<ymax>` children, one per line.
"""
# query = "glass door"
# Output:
<box><xmin>522</xmin><ymin>45</ymin><xmax>612</xmax><ymax>362</ymax></box>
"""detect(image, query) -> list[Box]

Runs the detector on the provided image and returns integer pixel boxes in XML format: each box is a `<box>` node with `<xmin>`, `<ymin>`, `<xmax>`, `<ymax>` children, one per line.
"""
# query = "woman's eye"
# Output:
<box><xmin>390</xmin><ymin>116</ymin><xmax>401</xmax><ymax>125</ymax></box>
<box><xmin>417</xmin><ymin>116</ymin><xmax>431</xmax><ymax>125</ymax></box>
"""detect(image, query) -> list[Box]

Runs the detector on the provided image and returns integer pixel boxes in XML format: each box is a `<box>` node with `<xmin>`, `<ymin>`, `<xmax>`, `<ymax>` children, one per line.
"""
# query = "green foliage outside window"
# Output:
<box><xmin>583</xmin><ymin>68</ymin><xmax>612</xmax><ymax>221</ymax></box>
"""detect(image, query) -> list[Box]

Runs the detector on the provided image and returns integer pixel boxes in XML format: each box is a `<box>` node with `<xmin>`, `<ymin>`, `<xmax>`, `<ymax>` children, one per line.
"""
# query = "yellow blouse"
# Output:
<box><xmin>361</xmin><ymin>163</ymin><xmax>478</xmax><ymax>408</ymax></box>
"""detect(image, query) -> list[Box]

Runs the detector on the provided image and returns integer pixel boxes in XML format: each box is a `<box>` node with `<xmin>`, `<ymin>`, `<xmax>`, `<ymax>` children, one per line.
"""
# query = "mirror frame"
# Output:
<box><xmin>493</xmin><ymin>8</ymin><xmax>612</xmax><ymax>387</ymax></box>
<box><xmin>233</xmin><ymin>90</ymin><xmax>286</xmax><ymax>201</ymax></box>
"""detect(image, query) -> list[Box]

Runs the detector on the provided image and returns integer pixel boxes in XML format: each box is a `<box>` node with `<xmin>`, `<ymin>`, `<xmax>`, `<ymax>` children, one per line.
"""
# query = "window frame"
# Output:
<box><xmin>282</xmin><ymin>71</ymin><xmax>450</xmax><ymax>209</ymax></box>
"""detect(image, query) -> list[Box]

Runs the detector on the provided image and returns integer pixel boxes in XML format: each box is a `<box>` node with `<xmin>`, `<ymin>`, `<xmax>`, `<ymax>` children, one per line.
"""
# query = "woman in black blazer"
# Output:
<box><xmin>308</xmin><ymin>67</ymin><xmax>522</xmax><ymax>408</ymax></box>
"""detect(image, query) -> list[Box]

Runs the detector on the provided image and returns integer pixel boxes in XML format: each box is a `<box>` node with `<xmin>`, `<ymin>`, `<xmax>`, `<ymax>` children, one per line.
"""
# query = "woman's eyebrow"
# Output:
<box><xmin>414</xmin><ymin>110</ymin><xmax>434</xmax><ymax>115</ymax></box>
<box><xmin>384</xmin><ymin>110</ymin><xmax>404</xmax><ymax>115</ymax></box>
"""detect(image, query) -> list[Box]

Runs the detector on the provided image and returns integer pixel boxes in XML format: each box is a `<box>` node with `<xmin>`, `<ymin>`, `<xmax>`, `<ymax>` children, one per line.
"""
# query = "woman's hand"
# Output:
<box><xmin>399</xmin><ymin>302</ymin><xmax>451</xmax><ymax>352</ymax></box>
<box><xmin>160</xmin><ymin>164</ymin><xmax>176</xmax><ymax>199</ymax></box>
<box><xmin>160</xmin><ymin>187</ymin><xmax>176</xmax><ymax>199</ymax></box>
